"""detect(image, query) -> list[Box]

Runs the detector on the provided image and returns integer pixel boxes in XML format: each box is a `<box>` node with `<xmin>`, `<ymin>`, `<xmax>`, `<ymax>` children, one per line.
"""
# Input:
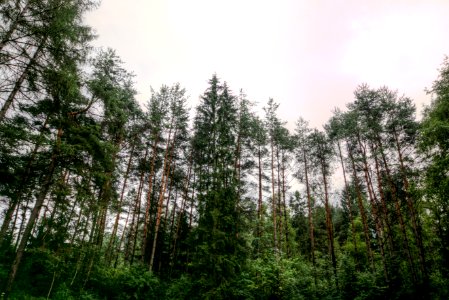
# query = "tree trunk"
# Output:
<box><xmin>393</xmin><ymin>129</ymin><xmax>427</xmax><ymax>281</ymax></box>
<box><xmin>106</xmin><ymin>140</ymin><xmax>135</xmax><ymax>263</ymax></box>
<box><xmin>371</xmin><ymin>142</ymin><xmax>395</xmax><ymax>255</ymax></box>
<box><xmin>141</xmin><ymin>133</ymin><xmax>160</xmax><ymax>258</ymax></box>
<box><xmin>0</xmin><ymin>0</ymin><xmax>30</xmax><ymax>54</ymax></box>
<box><xmin>170</xmin><ymin>154</ymin><xmax>193</xmax><ymax>269</ymax></box>
<box><xmin>5</xmin><ymin>127</ymin><xmax>61</xmax><ymax>295</ymax></box>
<box><xmin>319</xmin><ymin>153</ymin><xmax>338</xmax><ymax>288</ymax></box>
<box><xmin>0</xmin><ymin>115</ymin><xmax>49</xmax><ymax>247</ymax></box>
<box><xmin>336</xmin><ymin>140</ymin><xmax>358</xmax><ymax>264</ymax></box>
<box><xmin>112</xmin><ymin>147</ymin><xmax>146</xmax><ymax>267</ymax></box>
<box><xmin>347</xmin><ymin>141</ymin><xmax>374</xmax><ymax>269</ymax></box>
<box><xmin>124</xmin><ymin>148</ymin><xmax>148</xmax><ymax>263</ymax></box>
<box><xmin>303</xmin><ymin>148</ymin><xmax>315</xmax><ymax>266</ymax></box>
<box><xmin>271</xmin><ymin>136</ymin><xmax>277</xmax><ymax>251</ymax></box>
<box><xmin>281</xmin><ymin>150</ymin><xmax>290</xmax><ymax>256</ymax></box>
<box><xmin>375</xmin><ymin>134</ymin><xmax>417</xmax><ymax>282</ymax></box>
<box><xmin>258</xmin><ymin>146</ymin><xmax>263</xmax><ymax>222</ymax></box>
<box><xmin>0</xmin><ymin>41</ymin><xmax>44</xmax><ymax>122</ymax></box>
<box><xmin>357</xmin><ymin>135</ymin><xmax>392</xmax><ymax>279</ymax></box>
<box><xmin>276</xmin><ymin>145</ymin><xmax>282</xmax><ymax>251</ymax></box>
<box><xmin>149</xmin><ymin>128</ymin><xmax>177</xmax><ymax>271</ymax></box>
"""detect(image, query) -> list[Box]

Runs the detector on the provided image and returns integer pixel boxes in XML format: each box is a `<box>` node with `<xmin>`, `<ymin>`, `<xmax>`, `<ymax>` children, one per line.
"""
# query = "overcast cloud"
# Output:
<box><xmin>85</xmin><ymin>0</ymin><xmax>449</xmax><ymax>129</ymax></box>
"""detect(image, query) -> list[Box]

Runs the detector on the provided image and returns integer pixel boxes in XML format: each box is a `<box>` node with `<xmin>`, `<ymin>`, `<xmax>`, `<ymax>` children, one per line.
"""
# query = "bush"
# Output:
<box><xmin>87</xmin><ymin>264</ymin><xmax>163</xmax><ymax>299</ymax></box>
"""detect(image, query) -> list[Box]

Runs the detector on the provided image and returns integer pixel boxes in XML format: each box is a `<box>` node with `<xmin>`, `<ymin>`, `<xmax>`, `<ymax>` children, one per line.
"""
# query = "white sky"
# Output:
<box><xmin>85</xmin><ymin>0</ymin><xmax>449</xmax><ymax>130</ymax></box>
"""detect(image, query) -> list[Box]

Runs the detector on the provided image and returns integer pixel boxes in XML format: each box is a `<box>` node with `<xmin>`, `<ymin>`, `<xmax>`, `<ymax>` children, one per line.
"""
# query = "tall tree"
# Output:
<box><xmin>420</xmin><ymin>57</ymin><xmax>449</xmax><ymax>283</ymax></box>
<box><xmin>190</xmin><ymin>75</ymin><xmax>246</xmax><ymax>296</ymax></box>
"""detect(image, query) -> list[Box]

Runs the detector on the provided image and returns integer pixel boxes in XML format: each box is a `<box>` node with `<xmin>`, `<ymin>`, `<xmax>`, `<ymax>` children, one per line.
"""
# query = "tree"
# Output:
<box><xmin>189</xmin><ymin>75</ymin><xmax>246</xmax><ymax>296</ymax></box>
<box><xmin>308</xmin><ymin>129</ymin><xmax>338</xmax><ymax>288</ymax></box>
<box><xmin>420</xmin><ymin>56</ymin><xmax>449</xmax><ymax>287</ymax></box>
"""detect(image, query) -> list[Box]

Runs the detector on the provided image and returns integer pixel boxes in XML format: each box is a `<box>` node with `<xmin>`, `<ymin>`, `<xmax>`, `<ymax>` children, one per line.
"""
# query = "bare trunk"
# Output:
<box><xmin>171</xmin><ymin>154</ymin><xmax>193</xmax><ymax>267</ymax></box>
<box><xmin>124</xmin><ymin>148</ymin><xmax>148</xmax><ymax>263</ymax></box>
<box><xmin>271</xmin><ymin>137</ymin><xmax>277</xmax><ymax>251</ymax></box>
<box><xmin>106</xmin><ymin>141</ymin><xmax>135</xmax><ymax>262</ymax></box>
<box><xmin>375</xmin><ymin>134</ymin><xmax>417</xmax><ymax>282</ymax></box>
<box><xmin>258</xmin><ymin>146</ymin><xmax>263</xmax><ymax>221</ymax></box>
<box><xmin>393</xmin><ymin>129</ymin><xmax>427</xmax><ymax>280</ymax></box>
<box><xmin>281</xmin><ymin>150</ymin><xmax>290</xmax><ymax>256</ymax></box>
<box><xmin>189</xmin><ymin>172</ymin><xmax>196</xmax><ymax>228</ymax></box>
<box><xmin>276</xmin><ymin>145</ymin><xmax>282</xmax><ymax>251</ymax></box>
<box><xmin>320</xmin><ymin>154</ymin><xmax>338</xmax><ymax>288</ymax></box>
<box><xmin>371</xmin><ymin>142</ymin><xmax>395</xmax><ymax>254</ymax></box>
<box><xmin>141</xmin><ymin>134</ymin><xmax>161</xmax><ymax>258</ymax></box>
<box><xmin>149</xmin><ymin>128</ymin><xmax>176</xmax><ymax>271</ymax></box>
<box><xmin>303</xmin><ymin>149</ymin><xmax>315</xmax><ymax>266</ymax></box>
<box><xmin>113</xmin><ymin>148</ymin><xmax>147</xmax><ymax>267</ymax></box>
<box><xmin>163</xmin><ymin>162</ymin><xmax>176</xmax><ymax>229</ymax></box>
<box><xmin>347</xmin><ymin>142</ymin><xmax>374</xmax><ymax>269</ymax></box>
<box><xmin>357</xmin><ymin>134</ymin><xmax>379</xmax><ymax>273</ymax></box>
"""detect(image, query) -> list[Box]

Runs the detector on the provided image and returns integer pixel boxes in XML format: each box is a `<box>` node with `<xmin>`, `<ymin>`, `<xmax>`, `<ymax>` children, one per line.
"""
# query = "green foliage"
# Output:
<box><xmin>88</xmin><ymin>265</ymin><xmax>162</xmax><ymax>299</ymax></box>
<box><xmin>2</xmin><ymin>1</ymin><xmax>449</xmax><ymax>298</ymax></box>
<box><xmin>241</xmin><ymin>255</ymin><xmax>316</xmax><ymax>300</ymax></box>
<box><xmin>338</xmin><ymin>254</ymin><xmax>388</xmax><ymax>300</ymax></box>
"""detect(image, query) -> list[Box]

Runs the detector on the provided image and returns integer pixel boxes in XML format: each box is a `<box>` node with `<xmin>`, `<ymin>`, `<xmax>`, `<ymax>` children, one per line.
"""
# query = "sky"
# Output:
<box><xmin>85</xmin><ymin>0</ymin><xmax>449</xmax><ymax>130</ymax></box>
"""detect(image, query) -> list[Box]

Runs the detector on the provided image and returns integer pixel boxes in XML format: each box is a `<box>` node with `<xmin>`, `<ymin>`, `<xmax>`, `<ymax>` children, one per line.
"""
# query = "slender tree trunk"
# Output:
<box><xmin>106</xmin><ymin>141</ymin><xmax>135</xmax><ymax>262</ymax></box>
<box><xmin>71</xmin><ymin>170</ymin><xmax>93</xmax><ymax>245</ymax></box>
<box><xmin>124</xmin><ymin>148</ymin><xmax>148</xmax><ymax>263</ymax></box>
<box><xmin>276</xmin><ymin>145</ymin><xmax>282</xmax><ymax>252</ymax></box>
<box><xmin>163</xmin><ymin>162</ymin><xmax>176</xmax><ymax>230</ymax></box>
<box><xmin>5</xmin><ymin>127</ymin><xmax>61</xmax><ymax>295</ymax></box>
<box><xmin>130</xmin><ymin>151</ymin><xmax>149</xmax><ymax>264</ymax></box>
<box><xmin>14</xmin><ymin>196</ymin><xmax>36</xmax><ymax>251</ymax></box>
<box><xmin>96</xmin><ymin>137</ymin><xmax>122</xmax><ymax>249</ymax></box>
<box><xmin>271</xmin><ymin>137</ymin><xmax>277</xmax><ymax>251</ymax></box>
<box><xmin>130</xmin><ymin>182</ymin><xmax>143</xmax><ymax>265</ymax></box>
<box><xmin>70</xmin><ymin>200</ymin><xmax>84</xmax><ymax>245</ymax></box>
<box><xmin>189</xmin><ymin>172</ymin><xmax>196</xmax><ymax>228</ymax></box>
<box><xmin>281</xmin><ymin>151</ymin><xmax>290</xmax><ymax>256</ymax></box>
<box><xmin>319</xmin><ymin>153</ymin><xmax>338</xmax><ymax>288</ymax></box>
<box><xmin>171</xmin><ymin>154</ymin><xmax>192</xmax><ymax>268</ymax></box>
<box><xmin>111</xmin><ymin>145</ymin><xmax>146</xmax><ymax>267</ymax></box>
<box><xmin>393</xmin><ymin>129</ymin><xmax>427</xmax><ymax>281</ymax></box>
<box><xmin>357</xmin><ymin>135</ymin><xmax>390</xmax><ymax>278</ymax></box>
<box><xmin>0</xmin><ymin>115</ymin><xmax>49</xmax><ymax>247</ymax></box>
<box><xmin>258</xmin><ymin>146</ymin><xmax>263</xmax><ymax>222</ymax></box>
<box><xmin>336</xmin><ymin>141</ymin><xmax>358</xmax><ymax>263</ymax></box>
<box><xmin>0</xmin><ymin>41</ymin><xmax>44</xmax><ymax>122</ymax></box>
<box><xmin>149</xmin><ymin>128</ymin><xmax>176</xmax><ymax>271</ymax></box>
<box><xmin>0</xmin><ymin>0</ymin><xmax>30</xmax><ymax>54</ymax></box>
<box><xmin>141</xmin><ymin>134</ymin><xmax>160</xmax><ymax>258</ymax></box>
<box><xmin>347</xmin><ymin>142</ymin><xmax>374</xmax><ymax>269</ymax></box>
<box><xmin>375</xmin><ymin>134</ymin><xmax>417</xmax><ymax>282</ymax></box>
<box><xmin>114</xmin><ymin>200</ymin><xmax>131</xmax><ymax>268</ymax></box>
<box><xmin>371</xmin><ymin>142</ymin><xmax>395</xmax><ymax>255</ymax></box>
<box><xmin>302</xmin><ymin>149</ymin><xmax>315</xmax><ymax>263</ymax></box>
<box><xmin>41</xmin><ymin>170</ymin><xmax>69</xmax><ymax>246</ymax></box>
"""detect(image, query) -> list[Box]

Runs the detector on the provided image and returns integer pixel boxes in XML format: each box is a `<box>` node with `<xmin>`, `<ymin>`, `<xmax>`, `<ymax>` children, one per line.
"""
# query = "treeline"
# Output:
<box><xmin>1</xmin><ymin>1</ymin><xmax>449</xmax><ymax>299</ymax></box>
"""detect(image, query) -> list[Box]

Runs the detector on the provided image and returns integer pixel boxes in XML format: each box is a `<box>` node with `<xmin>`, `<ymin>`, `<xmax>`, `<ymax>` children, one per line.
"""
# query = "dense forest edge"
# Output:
<box><xmin>1</xmin><ymin>1</ymin><xmax>449</xmax><ymax>299</ymax></box>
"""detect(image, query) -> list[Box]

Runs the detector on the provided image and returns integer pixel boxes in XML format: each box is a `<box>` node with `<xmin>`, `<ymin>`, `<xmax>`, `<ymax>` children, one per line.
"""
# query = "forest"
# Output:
<box><xmin>1</xmin><ymin>1</ymin><xmax>449</xmax><ymax>299</ymax></box>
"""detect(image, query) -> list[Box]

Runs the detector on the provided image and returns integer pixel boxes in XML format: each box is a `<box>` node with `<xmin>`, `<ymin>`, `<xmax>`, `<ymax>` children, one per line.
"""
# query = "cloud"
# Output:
<box><xmin>85</xmin><ymin>0</ymin><xmax>449</xmax><ymax>128</ymax></box>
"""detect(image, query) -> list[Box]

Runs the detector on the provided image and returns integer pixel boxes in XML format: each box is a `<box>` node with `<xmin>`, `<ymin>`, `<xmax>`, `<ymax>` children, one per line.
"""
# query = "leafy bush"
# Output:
<box><xmin>87</xmin><ymin>264</ymin><xmax>162</xmax><ymax>299</ymax></box>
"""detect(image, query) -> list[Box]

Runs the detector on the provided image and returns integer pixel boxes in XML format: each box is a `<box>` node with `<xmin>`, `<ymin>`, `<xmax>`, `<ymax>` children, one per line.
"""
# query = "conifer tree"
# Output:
<box><xmin>190</xmin><ymin>75</ymin><xmax>246</xmax><ymax>296</ymax></box>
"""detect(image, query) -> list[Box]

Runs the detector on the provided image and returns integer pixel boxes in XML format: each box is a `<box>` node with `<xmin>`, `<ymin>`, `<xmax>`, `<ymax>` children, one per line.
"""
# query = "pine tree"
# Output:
<box><xmin>419</xmin><ymin>57</ymin><xmax>449</xmax><ymax>287</ymax></box>
<box><xmin>190</xmin><ymin>75</ymin><xmax>246</xmax><ymax>296</ymax></box>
